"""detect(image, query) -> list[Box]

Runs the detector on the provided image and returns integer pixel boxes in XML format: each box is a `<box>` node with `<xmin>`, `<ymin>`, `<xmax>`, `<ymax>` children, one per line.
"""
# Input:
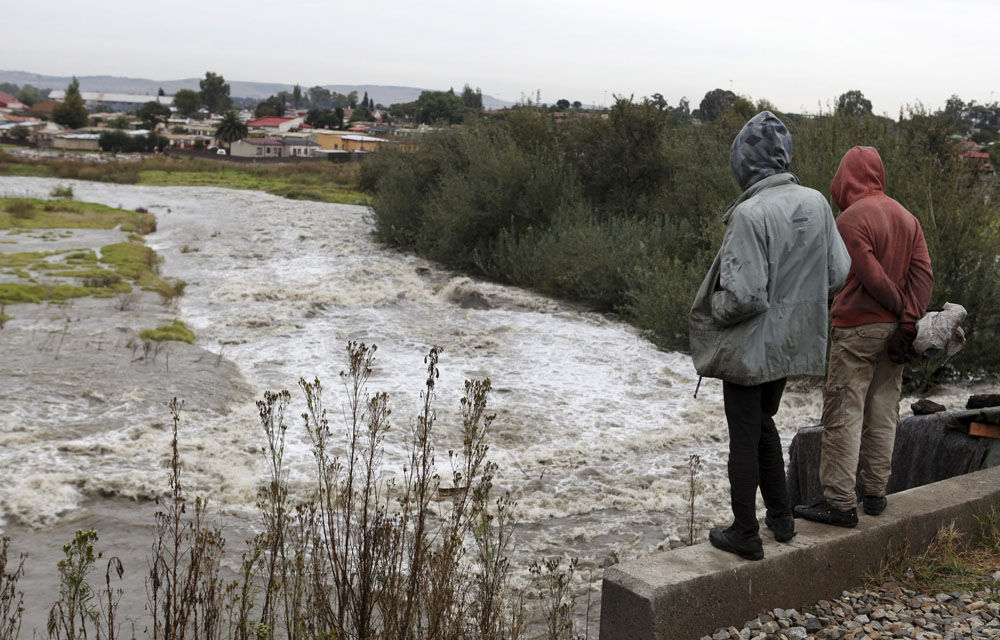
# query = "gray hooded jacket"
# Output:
<box><xmin>689</xmin><ymin>111</ymin><xmax>851</xmax><ymax>385</ymax></box>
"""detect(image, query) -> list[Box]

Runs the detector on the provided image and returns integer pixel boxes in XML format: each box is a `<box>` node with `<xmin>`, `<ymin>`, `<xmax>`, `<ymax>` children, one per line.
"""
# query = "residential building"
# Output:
<box><xmin>246</xmin><ymin>115</ymin><xmax>305</xmax><ymax>133</ymax></box>
<box><xmin>230</xmin><ymin>137</ymin><xmax>284</xmax><ymax>158</ymax></box>
<box><xmin>279</xmin><ymin>136</ymin><xmax>319</xmax><ymax>157</ymax></box>
<box><xmin>49</xmin><ymin>90</ymin><xmax>173</xmax><ymax>112</ymax></box>
<box><xmin>0</xmin><ymin>91</ymin><xmax>26</xmax><ymax>111</ymax></box>
<box><xmin>51</xmin><ymin>133</ymin><xmax>101</xmax><ymax>151</ymax></box>
<box><xmin>29</xmin><ymin>100</ymin><xmax>60</xmax><ymax>117</ymax></box>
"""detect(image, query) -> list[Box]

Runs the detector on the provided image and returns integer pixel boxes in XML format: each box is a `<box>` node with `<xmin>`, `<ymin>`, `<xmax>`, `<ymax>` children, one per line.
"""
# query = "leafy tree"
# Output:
<box><xmin>308</xmin><ymin>86</ymin><xmax>332</xmax><ymax>109</ymax></box>
<box><xmin>136</xmin><ymin>101</ymin><xmax>171</xmax><ymax>129</ymax></box>
<box><xmin>254</xmin><ymin>95</ymin><xmax>285</xmax><ymax>118</ymax></box>
<box><xmin>305</xmin><ymin>108</ymin><xmax>342</xmax><ymax>129</ymax></box>
<box><xmin>99</xmin><ymin>129</ymin><xmax>168</xmax><ymax>153</ymax></box>
<box><xmin>415</xmin><ymin>90</ymin><xmax>468</xmax><ymax>125</ymax></box>
<box><xmin>110</xmin><ymin>114</ymin><xmax>131</xmax><ymax>129</ymax></box>
<box><xmin>214</xmin><ymin>110</ymin><xmax>248</xmax><ymax>148</ymax></box>
<box><xmin>158</xmin><ymin>87</ymin><xmax>165</xmax><ymax>97</ymax></box>
<box><xmin>572</xmin><ymin>100</ymin><xmax>582</xmax><ymax>109</ymax></box>
<box><xmin>835</xmin><ymin>90</ymin><xmax>873</xmax><ymax>117</ymax></box>
<box><xmin>348</xmin><ymin>91</ymin><xmax>359</xmax><ymax>108</ymax></box>
<box><xmin>199</xmin><ymin>71</ymin><xmax>232</xmax><ymax>113</ymax></box>
<box><xmin>9</xmin><ymin>125</ymin><xmax>30</xmax><ymax>142</ymax></box>
<box><xmin>349</xmin><ymin>105</ymin><xmax>372</xmax><ymax>122</ymax></box>
<box><xmin>556</xmin><ymin>99</ymin><xmax>570</xmax><ymax>110</ymax></box>
<box><xmin>461</xmin><ymin>85</ymin><xmax>483</xmax><ymax>110</ymax></box>
<box><xmin>0</xmin><ymin>82</ymin><xmax>18</xmax><ymax>96</ymax></box>
<box><xmin>172</xmin><ymin>89</ymin><xmax>203</xmax><ymax>118</ymax></box>
<box><xmin>52</xmin><ymin>76</ymin><xmax>89</xmax><ymax>129</ymax></box>
<box><xmin>697</xmin><ymin>88</ymin><xmax>737</xmax><ymax>121</ymax></box>
<box><xmin>292</xmin><ymin>84</ymin><xmax>302</xmax><ymax>109</ymax></box>
<box><xmin>15</xmin><ymin>84</ymin><xmax>47</xmax><ymax>106</ymax></box>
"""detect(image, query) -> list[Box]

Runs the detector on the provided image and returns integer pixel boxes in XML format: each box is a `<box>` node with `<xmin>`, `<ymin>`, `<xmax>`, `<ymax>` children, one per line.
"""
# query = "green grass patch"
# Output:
<box><xmin>0</xmin><ymin>198</ymin><xmax>155</xmax><ymax>234</ymax></box>
<box><xmin>0</xmin><ymin>311</ymin><xmax>10</xmax><ymax>327</ymax></box>
<box><xmin>139</xmin><ymin>319</ymin><xmax>195</xmax><ymax>344</ymax></box>
<box><xmin>99</xmin><ymin>242</ymin><xmax>161</xmax><ymax>285</ymax></box>
<box><xmin>0</xmin><ymin>282</ymin><xmax>103</xmax><ymax>304</ymax></box>
<box><xmin>48</xmin><ymin>267</ymin><xmax>123</xmax><ymax>282</ymax></box>
<box><xmin>0</xmin><ymin>250</ymin><xmax>61</xmax><ymax>268</ymax></box>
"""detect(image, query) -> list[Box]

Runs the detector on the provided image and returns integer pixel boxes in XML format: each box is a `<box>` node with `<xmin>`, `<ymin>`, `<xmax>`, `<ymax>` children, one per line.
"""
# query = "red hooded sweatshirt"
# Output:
<box><xmin>830</xmin><ymin>146</ymin><xmax>933</xmax><ymax>330</ymax></box>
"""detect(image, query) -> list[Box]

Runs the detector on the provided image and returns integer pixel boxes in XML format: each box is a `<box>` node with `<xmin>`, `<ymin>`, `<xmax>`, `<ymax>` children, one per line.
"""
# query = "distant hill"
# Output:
<box><xmin>0</xmin><ymin>70</ymin><xmax>513</xmax><ymax>109</ymax></box>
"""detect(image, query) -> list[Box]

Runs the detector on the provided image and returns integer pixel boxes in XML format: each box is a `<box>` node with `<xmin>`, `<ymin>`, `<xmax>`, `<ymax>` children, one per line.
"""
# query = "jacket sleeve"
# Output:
<box><xmin>826</xmin><ymin>205</ymin><xmax>851</xmax><ymax>297</ymax></box>
<box><xmin>837</xmin><ymin>215</ymin><xmax>904</xmax><ymax>316</ymax></box>
<box><xmin>711</xmin><ymin>209</ymin><xmax>769</xmax><ymax>326</ymax></box>
<box><xmin>901</xmin><ymin>224</ymin><xmax>934</xmax><ymax>330</ymax></box>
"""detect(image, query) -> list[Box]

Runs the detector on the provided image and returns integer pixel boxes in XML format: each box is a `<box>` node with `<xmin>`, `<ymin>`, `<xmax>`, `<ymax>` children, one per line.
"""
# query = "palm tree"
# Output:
<box><xmin>214</xmin><ymin>110</ymin><xmax>248</xmax><ymax>151</ymax></box>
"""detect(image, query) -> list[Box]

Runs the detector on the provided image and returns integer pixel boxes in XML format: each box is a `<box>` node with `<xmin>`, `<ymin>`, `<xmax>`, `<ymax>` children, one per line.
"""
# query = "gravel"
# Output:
<box><xmin>701</xmin><ymin>583</ymin><xmax>1000</xmax><ymax>640</ymax></box>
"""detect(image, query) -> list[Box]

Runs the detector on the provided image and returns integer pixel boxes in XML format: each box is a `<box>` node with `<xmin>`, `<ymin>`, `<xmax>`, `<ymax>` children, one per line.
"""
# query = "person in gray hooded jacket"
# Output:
<box><xmin>690</xmin><ymin>111</ymin><xmax>850</xmax><ymax>560</ymax></box>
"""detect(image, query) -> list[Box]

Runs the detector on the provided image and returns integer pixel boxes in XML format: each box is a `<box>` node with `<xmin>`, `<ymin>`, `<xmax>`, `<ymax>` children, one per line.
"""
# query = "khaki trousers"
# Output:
<box><xmin>819</xmin><ymin>323</ymin><xmax>903</xmax><ymax>510</ymax></box>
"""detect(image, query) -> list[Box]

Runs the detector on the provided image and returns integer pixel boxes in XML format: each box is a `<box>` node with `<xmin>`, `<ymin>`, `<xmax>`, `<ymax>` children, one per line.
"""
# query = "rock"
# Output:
<box><xmin>965</xmin><ymin>601</ymin><xmax>986</xmax><ymax>612</ymax></box>
<box><xmin>805</xmin><ymin>618</ymin><xmax>823</xmax><ymax>633</ymax></box>
<box><xmin>912</xmin><ymin>398</ymin><xmax>947</xmax><ymax>414</ymax></box>
<box><xmin>712</xmin><ymin>630</ymin><xmax>730</xmax><ymax>640</ymax></box>
<box><xmin>967</xmin><ymin>394</ymin><xmax>1000</xmax><ymax>410</ymax></box>
<box><xmin>786</xmin><ymin>627</ymin><xmax>807</xmax><ymax>640</ymax></box>
<box><xmin>855</xmin><ymin>614</ymin><xmax>870</xmax><ymax>624</ymax></box>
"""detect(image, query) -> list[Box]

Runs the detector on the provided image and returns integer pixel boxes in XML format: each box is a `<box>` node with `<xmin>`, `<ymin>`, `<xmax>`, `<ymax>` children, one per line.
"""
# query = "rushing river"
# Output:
<box><xmin>0</xmin><ymin>177</ymin><xmax>978</xmax><ymax>629</ymax></box>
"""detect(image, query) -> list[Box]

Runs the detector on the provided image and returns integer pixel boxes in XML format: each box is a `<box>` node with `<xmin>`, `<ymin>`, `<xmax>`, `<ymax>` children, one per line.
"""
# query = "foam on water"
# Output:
<box><xmin>0</xmin><ymin>177</ymin><xmax>982</xmax><ymax>565</ymax></box>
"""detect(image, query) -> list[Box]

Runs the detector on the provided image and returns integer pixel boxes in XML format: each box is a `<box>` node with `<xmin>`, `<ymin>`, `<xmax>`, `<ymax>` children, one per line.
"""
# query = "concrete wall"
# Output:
<box><xmin>600</xmin><ymin>464</ymin><xmax>1000</xmax><ymax>640</ymax></box>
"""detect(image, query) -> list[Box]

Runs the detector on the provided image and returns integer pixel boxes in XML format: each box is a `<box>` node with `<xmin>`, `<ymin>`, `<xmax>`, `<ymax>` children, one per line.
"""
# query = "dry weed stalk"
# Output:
<box><xmin>146</xmin><ymin>398</ymin><xmax>226</xmax><ymax>640</ymax></box>
<box><xmin>0</xmin><ymin>537</ymin><xmax>25</xmax><ymax>640</ymax></box>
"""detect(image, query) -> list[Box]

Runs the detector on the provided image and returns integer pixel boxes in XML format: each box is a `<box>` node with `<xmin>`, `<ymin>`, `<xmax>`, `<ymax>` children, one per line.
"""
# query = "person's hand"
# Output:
<box><xmin>887</xmin><ymin>326</ymin><xmax>918</xmax><ymax>364</ymax></box>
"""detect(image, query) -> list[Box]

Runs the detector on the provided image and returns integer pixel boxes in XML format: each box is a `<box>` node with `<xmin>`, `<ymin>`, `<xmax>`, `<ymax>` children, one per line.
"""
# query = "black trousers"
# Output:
<box><xmin>723</xmin><ymin>378</ymin><xmax>791</xmax><ymax>538</ymax></box>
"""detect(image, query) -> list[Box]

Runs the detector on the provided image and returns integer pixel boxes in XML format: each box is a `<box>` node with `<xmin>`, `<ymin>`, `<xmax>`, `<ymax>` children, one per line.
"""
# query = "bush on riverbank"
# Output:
<box><xmin>361</xmin><ymin>99</ymin><xmax>1000</xmax><ymax>378</ymax></box>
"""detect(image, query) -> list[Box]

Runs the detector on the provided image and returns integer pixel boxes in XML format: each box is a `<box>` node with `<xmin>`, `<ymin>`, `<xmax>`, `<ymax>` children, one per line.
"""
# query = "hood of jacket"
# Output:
<box><xmin>730</xmin><ymin>111</ymin><xmax>793</xmax><ymax>191</ymax></box>
<box><xmin>830</xmin><ymin>145</ymin><xmax>885</xmax><ymax>211</ymax></box>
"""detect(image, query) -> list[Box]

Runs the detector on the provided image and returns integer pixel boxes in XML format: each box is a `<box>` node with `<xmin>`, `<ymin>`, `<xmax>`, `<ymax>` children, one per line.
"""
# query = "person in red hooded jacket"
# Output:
<box><xmin>795</xmin><ymin>146</ymin><xmax>933</xmax><ymax>527</ymax></box>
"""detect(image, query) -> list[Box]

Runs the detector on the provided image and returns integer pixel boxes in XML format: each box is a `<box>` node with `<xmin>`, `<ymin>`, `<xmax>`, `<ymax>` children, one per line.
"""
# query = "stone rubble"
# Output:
<box><xmin>701</xmin><ymin>584</ymin><xmax>1000</xmax><ymax>640</ymax></box>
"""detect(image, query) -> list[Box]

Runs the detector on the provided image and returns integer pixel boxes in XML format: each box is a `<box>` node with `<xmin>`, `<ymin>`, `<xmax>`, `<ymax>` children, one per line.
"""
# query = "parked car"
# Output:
<box><xmin>216</xmin><ymin>148</ymin><xmax>227</xmax><ymax>156</ymax></box>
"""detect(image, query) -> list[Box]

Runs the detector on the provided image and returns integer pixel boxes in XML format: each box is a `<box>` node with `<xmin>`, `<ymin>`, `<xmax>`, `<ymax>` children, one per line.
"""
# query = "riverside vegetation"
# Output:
<box><xmin>359</xmin><ymin>97</ymin><xmax>1000</xmax><ymax>382</ymax></box>
<box><xmin>0</xmin><ymin>343</ymin><xmax>590</xmax><ymax>640</ymax></box>
<box><xmin>0</xmin><ymin>152</ymin><xmax>367</xmax><ymax>205</ymax></box>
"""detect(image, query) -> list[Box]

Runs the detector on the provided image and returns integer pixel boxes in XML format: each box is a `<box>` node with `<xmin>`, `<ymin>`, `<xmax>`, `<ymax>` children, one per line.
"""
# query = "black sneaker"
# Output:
<box><xmin>793</xmin><ymin>500</ymin><xmax>858</xmax><ymax>528</ymax></box>
<box><xmin>863</xmin><ymin>495</ymin><xmax>887</xmax><ymax>516</ymax></box>
<box><xmin>765</xmin><ymin>513</ymin><xmax>797</xmax><ymax>542</ymax></box>
<box><xmin>709</xmin><ymin>526</ymin><xmax>764</xmax><ymax>561</ymax></box>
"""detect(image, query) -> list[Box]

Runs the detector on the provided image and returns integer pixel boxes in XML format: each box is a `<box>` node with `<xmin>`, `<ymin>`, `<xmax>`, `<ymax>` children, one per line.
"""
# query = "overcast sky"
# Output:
<box><xmin>3</xmin><ymin>0</ymin><xmax>997</xmax><ymax>113</ymax></box>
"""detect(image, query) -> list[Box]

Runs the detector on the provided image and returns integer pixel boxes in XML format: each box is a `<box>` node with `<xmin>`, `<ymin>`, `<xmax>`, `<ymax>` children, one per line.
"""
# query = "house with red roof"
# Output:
<box><xmin>0</xmin><ymin>91</ymin><xmax>27</xmax><ymax>111</ymax></box>
<box><xmin>962</xmin><ymin>150</ymin><xmax>994</xmax><ymax>173</ymax></box>
<box><xmin>245</xmin><ymin>116</ymin><xmax>305</xmax><ymax>133</ymax></box>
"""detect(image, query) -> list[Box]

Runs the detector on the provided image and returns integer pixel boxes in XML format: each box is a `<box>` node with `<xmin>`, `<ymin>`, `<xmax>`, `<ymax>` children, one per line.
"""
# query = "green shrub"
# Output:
<box><xmin>138</xmin><ymin>319</ymin><xmax>195</xmax><ymax>343</ymax></box>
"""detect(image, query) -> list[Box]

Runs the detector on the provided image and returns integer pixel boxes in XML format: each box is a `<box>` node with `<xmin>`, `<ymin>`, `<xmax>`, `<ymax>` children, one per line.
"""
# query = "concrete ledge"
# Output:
<box><xmin>599</xmin><ymin>464</ymin><xmax>1000</xmax><ymax>640</ymax></box>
